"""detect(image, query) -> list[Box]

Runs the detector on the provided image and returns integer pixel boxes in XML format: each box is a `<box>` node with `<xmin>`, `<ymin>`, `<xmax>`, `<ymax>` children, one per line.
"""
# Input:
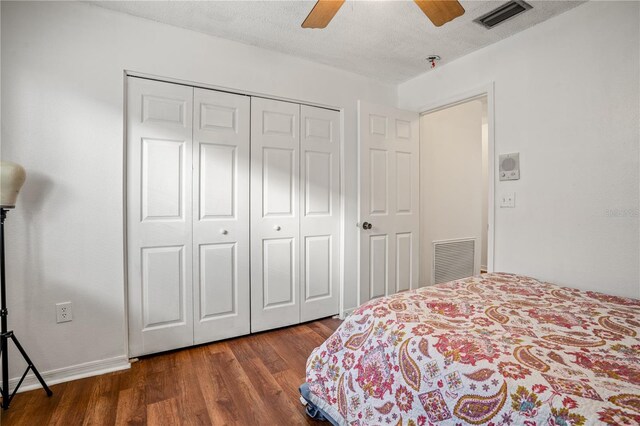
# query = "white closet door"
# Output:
<box><xmin>192</xmin><ymin>88</ymin><xmax>250</xmax><ymax>344</ymax></box>
<box><xmin>251</xmin><ymin>98</ymin><xmax>300</xmax><ymax>332</ymax></box>
<box><xmin>358</xmin><ymin>101</ymin><xmax>419</xmax><ymax>304</ymax></box>
<box><xmin>300</xmin><ymin>106</ymin><xmax>340</xmax><ymax>322</ymax></box>
<box><xmin>127</xmin><ymin>77</ymin><xmax>194</xmax><ymax>357</ymax></box>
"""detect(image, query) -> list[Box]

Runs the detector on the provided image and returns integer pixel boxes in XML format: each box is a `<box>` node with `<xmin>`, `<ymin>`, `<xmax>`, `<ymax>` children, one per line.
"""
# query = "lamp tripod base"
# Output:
<box><xmin>0</xmin><ymin>330</ymin><xmax>53</xmax><ymax>409</ymax></box>
<box><xmin>0</xmin><ymin>208</ymin><xmax>52</xmax><ymax>409</ymax></box>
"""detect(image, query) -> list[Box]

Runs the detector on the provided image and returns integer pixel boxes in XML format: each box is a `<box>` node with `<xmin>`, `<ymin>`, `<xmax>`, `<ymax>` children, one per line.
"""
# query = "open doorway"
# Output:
<box><xmin>419</xmin><ymin>96</ymin><xmax>489</xmax><ymax>285</ymax></box>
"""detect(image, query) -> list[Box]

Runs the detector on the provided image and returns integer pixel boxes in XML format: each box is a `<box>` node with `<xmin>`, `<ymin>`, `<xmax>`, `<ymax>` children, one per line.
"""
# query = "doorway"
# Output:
<box><xmin>419</xmin><ymin>96</ymin><xmax>490</xmax><ymax>285</ymax></box>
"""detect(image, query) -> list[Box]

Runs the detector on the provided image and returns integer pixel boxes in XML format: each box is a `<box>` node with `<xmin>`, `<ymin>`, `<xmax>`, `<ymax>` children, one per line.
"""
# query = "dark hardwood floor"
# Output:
<box><xmin>0</xmin><ymin>317</ymin><xmax>342</xmax><ymax>425</ymax></box>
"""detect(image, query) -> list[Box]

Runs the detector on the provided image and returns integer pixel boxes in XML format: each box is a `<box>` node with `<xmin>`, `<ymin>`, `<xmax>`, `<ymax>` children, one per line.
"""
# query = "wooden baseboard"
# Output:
<box><xmin>7</xmin><ymin>355</ymin><xmax>130</xmax><ymax>394</ymax></box>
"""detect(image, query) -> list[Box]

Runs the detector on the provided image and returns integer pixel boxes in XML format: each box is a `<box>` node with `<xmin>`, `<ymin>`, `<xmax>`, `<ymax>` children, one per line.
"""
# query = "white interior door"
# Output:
<box><xmin>358</xmin><ymin>101</ymin><xmax>419</xmax><ymax>304</ymax></box>
<box><xmin>300</xmin><ymin>105</ymin><xmax>340</xmax><ymax>322</ymax></box>
<box><xmin>251</xmin><ymin>98</ymin><xmax>300</xmax><ymax>332</ymax></box>
<box><xmin>127</xmin><ymin>77</ymin><xmax>194</xmax><ymax>357</ymax></box>
<box><xmin>192</xmin><ymin>88</ymin><xmax>250</xmax><ymax>344</ymax></box>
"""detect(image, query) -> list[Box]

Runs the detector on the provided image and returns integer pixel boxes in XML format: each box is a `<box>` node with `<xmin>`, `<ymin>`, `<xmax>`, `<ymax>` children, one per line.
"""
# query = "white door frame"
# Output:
<box><xmin>416</xmin><ymin>82</ymin><xmax>496</xmax><ymax>274</ymax></box>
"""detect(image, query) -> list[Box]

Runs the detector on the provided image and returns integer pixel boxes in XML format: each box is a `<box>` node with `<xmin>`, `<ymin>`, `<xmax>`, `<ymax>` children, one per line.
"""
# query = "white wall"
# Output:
<box><xmin>0</xmin><ymin>1</ymin><xmax>394</xmax><ymax>384</ymax></box>
<box><xmin>420</xmin><ymin>100</ymin><xmax>484</xmax><ymax>284</ymax></box>
<box><xmin>400</xmin><ymin>1</ymin><xmax>640</xmax><ymax>298</ymax></box>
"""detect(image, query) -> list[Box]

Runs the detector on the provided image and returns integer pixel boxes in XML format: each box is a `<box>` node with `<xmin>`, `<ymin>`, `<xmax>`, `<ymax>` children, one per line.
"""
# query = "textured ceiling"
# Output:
<box><xmin>90</xmin><ymin>0</ymin><xmax>585</xmax><ymax>84</ymax></box>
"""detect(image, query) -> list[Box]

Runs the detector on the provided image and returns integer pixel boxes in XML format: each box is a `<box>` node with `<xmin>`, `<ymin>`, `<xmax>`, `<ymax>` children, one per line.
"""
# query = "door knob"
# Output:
<box><xmin>362</xmin><ymin>222</ymin><xmax>372</xmax><ymax>230</ymax></box>
<box><xmin>274</xmin><ymin>225</ymin><xmax>281</xmax><ymax>231</ymax></box>
<box><xmin>220</xmin><ymin>229</ymin><xmax>228</xmax><ymax>235</ymax></box>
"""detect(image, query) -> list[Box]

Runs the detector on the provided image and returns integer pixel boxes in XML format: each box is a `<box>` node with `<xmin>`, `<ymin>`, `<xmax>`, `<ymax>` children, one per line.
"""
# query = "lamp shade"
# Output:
<box><xmin>0</xmin><ymin>161</ymin><xmax>26</xmax><ymax>208</ymax></box>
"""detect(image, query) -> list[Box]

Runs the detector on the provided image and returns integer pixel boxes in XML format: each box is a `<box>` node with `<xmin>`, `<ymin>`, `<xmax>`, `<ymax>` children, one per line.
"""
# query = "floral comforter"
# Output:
<box><xmin>305</xmin><ymin>273</ymin><xmax>640</xmax><ymax>425</ymax></box>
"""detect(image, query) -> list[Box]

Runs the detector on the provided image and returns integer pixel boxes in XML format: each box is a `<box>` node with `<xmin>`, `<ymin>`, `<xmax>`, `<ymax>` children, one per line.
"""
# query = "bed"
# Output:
<box><xmin>301</xmin><ymin>273</ymin><xmax>640</xmax><ymax>425</ymax></box>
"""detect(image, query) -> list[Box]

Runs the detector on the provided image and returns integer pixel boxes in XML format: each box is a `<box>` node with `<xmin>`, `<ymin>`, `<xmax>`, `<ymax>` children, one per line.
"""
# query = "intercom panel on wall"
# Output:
<box><xmin>499</xmin><ymin>152</ymin><xmax>520</xmax><ymax>181</ymax></box>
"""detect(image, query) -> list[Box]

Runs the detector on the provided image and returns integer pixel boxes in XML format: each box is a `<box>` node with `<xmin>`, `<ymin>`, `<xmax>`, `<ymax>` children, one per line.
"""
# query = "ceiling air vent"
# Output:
<box><xmin>474</xmin><ymin>0</ymin><xmax>533</xmax><ymax>29</ymax></box>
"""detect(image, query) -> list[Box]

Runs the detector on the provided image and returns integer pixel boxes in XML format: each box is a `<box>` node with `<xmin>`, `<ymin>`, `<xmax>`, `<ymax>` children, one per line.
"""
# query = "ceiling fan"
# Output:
<box><xmin>302</xmin><ymin>0</ymin><xmax>465</xmax><ymax>29</ymax></box>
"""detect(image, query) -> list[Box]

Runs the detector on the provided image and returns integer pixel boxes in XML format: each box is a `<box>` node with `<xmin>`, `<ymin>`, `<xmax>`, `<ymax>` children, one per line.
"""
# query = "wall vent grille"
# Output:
<box><xmin>433</xmin><ymin>239</ymin><xmax>476</xmax><ymax>285</ymax></box>
<box><xmin>473</xmin><ymin>0</ymin><xmax>533</xmax><ymax>29</ymax></box>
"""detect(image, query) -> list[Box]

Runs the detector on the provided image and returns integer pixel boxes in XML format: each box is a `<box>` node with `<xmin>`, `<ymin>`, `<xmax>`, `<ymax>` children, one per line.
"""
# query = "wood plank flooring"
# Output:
<box><xmin>0</xmin><ymin>317</ymin><xmax>342</xmax><ymax>425</ymax></box>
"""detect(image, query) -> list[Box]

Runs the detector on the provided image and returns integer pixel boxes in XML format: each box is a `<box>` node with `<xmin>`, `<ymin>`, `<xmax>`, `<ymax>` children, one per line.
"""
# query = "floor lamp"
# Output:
<box><xmin>0</xmin><ymin>161</ymin><xmax>52</xmax><ymax>409</ymax></box>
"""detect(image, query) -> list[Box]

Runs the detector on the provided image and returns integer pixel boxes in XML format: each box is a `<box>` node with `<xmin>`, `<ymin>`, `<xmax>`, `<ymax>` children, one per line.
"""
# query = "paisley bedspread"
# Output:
<box><xmin>305</xmin><ymin>273</ymin><xmax>640</xmax><ymax>425</ymax></box>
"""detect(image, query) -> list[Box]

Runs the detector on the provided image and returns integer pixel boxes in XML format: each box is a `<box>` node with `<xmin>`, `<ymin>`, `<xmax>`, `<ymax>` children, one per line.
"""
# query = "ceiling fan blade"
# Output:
<box><xmin>414</xmin><ymin>0</ymin><xmax>465</xmax><ymax>27</ymax></box>
<box><xmin>302</xmin><ymin>0</ymin><xmax>345</xmax><ymax>29</ymax></box>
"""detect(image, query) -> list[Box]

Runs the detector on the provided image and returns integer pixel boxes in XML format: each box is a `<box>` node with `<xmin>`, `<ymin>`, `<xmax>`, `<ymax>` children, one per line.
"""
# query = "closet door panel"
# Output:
<box><xmin>251</xmin><ymin>98</ymin><xmax>300</xmax><ymax>332</ymax></box>
<box><xmin>304</xmin><ymin>235</ymin><xmax>331</xmax><ymax>299</ymax></box>
<box><xmin>263</xmin><ymin>147</ymin><xmax>295</xmax><ymax>216</ymax></box>
<box><xmin>263</xmin><ymin>238</ymin><xmax>296</xmax><ymax>307</ymax></box>
<box><xmin>300</xmin><ymin>106</ymin><xmax>341</xmax><ymax>321</ymax></box>
<box><xmin>141</xmin><ymin>139</ymin><xmax>185</xmax><ymax>220</ymax></box>
<box><xmin>142</xmin><ymin>246</ymin><xmax>186</xmax><ymax>327</ymax></box>
<box><xmin>199</xmin><ymin>243</ymin><xmax>235</xmax><ymax>316</ymax></box>
<box><xmin>127</xmin><ymin>77</ymin><xmax>194</xmax><ymax>357</ymax></box>
<box><xmin>193</xmin><ymin>88</ymin><xmax>250</xmax><ymax>344</ymax></box>
<box><xmin>199</xmin><ymin>143</ymin><xmax>235</xmax><ymax>218</ymax></box>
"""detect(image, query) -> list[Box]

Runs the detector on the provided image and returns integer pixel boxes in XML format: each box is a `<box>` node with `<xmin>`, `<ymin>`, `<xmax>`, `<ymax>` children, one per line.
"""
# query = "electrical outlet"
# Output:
<box><xmin>56</xmin><ymin>302</ymin><xmax>73</xmax><ymax>323</ymax></box>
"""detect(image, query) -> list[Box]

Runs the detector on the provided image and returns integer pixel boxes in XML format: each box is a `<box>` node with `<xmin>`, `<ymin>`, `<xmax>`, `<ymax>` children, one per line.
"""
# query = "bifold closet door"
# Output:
<box><xmin>127</xmin><ymin>78</ymin><xmax>194</xmax><ymax>357</ymax></box>
<box><xmin>129</xmin><ymin>78</ymin><xmax>339</xmax><ymax>351</ymax></box>
<box><xmin>192</xmin><ymin>88</ymin><xmax>250</xmax><ymax>344</ymax></box>
<box><xmin>127</xmin><ymin>78</ymin><xmax>251</xmax><ymax>356</ymax></box>
<box><xmin>300</xmin><ymin>106</ymin><xmax>340</xmax><ymax>321</ymax></box>
<box><xmin>251</xmin><ymin>98</ymin><xmax>301</xmax><ymax>332</ymax></box>
<box><xmin>251</xmin><ymin>99</ymin><xmax>341</xmax><ymax>331</ymax></box>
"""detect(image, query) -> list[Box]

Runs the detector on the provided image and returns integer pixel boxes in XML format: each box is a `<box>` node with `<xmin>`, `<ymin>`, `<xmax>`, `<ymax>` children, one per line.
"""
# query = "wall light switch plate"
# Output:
<box><xmin>500</xmin><ymin>192</ymin><xmax>516</xmax><ymax>208</ymax></box>
<box><xmin>56</xmin><ymin>302</ymin><xmax>73</xmax><ymax>323</ymax></box>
